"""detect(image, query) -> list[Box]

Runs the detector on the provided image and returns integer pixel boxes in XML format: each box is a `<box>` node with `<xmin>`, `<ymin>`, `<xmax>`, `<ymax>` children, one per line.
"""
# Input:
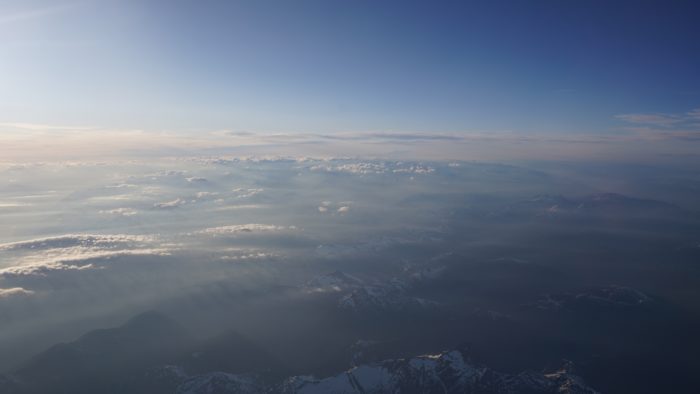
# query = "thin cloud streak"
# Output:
<box><xmin>1</xmin><ymin>119</ymin><xmax>699</xmax><ymax>163</ymax></box>
<box><xmin>616</xmin><ymin>107</ymin><xmax>700</xmax><ymax>127</ymax></box>
<box><xmin>0</xmin><ymin>3</ymin><xmax>76</xmax><ymax>26</ymax></box>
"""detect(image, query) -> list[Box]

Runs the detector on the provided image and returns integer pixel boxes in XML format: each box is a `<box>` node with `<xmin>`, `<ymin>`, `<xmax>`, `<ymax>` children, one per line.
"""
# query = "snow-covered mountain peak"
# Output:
<box><xmin>304</xmin><ymin>271</ymin><xmax>363</xmax><ymax>293</ymax></box>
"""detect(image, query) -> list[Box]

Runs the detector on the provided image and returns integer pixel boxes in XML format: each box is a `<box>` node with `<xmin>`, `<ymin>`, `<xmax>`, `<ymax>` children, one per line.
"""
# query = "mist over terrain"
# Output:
<box><xmin>1</xmin><ymin>155</ymin><xmax>699</xmax><ymax>393</ymax></box>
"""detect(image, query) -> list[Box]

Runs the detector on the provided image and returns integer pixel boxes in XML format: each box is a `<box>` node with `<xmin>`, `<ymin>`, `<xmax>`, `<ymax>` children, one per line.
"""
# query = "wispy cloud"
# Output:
<box><xmin>99</xmin><ymin>208</ymin><xmax>138</xmax><ymax>217</ymax></box>
<box><xmin>0</xmin><ymin>287</ymin><xmax>34</xmax><ymax>298</ymax></box>
<box><xmin>153</xmin><ymin>198</ymin><xmax>187</xmax><ymax>209</ymax></box>
<box><xmin>0</xmin><ymin>3</ymin><xmax>76</xmax><ymax>26</ymax></box>
<box><xmin>0</xmin><ymin>122</ymin><xmax>96</xmax><ymax>131</ymax></box>
<box><xmin>615</xmin><ymin>113</ymin><xmax>683</xmax><ymax>127</ymax></box>
<box><xmin>0</xmin><ymin>234</ymin><xmax>154</xmax><ymax>252</ymax></box>
<box><xmin>687</xmin><ymin>108</ymin><xmax>700</xmax><ymax>120</ymax></box>
<box><xmin>0</xmin><ymin>233</ymin><xmax>171</xmax><ymax>277</ymax></box>
<box><xmin>196</xmin><ymin>224</ymin><xmax>294</xmax><ymax>235</ymax></box>
<box><xmin>615</xmin><ymin>107</ymin><xmax>700</xmax><ymax>143</ymax></box>
<box><xmin>616</xmin><ymin>107</ymin><xmax>700</xmax><ymax>127</ymax></box>
<box><xmin>2</xmin><ymin>112</ymin><xmax>700</xmax><ymax>163</ymax></box>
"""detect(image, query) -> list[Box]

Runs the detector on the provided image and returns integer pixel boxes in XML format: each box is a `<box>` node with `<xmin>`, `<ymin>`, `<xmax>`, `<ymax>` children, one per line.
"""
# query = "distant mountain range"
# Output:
<box><xmin>303</xmin><ymin>271</ymin><xmax>437</xmax><ymax>312</ymax></box>
<box><xmin>511</xmin><ymin>193</ymin><xmax>683</xmax><ymax>218</ymax></box>
<box><xmin>176</xmin><ymin>349</ymin><xmax>598</xmax><ymax>394</ymax></box>
<box><xmin>2</xmin><ymin>311</ymin><xmax>600</xmax><ymax>394</ymax></box>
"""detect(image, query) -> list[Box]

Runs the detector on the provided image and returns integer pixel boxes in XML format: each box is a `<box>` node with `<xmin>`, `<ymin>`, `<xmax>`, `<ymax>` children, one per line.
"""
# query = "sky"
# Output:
<box><xmin>0</xmin><ymin>0</ymin><xmax>699</xmax><ymax>160</ymax></box>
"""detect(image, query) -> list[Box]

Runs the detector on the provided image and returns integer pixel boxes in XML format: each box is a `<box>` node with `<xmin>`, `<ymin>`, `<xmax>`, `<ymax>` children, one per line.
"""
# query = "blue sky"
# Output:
<box><xmin>1</xmin><ymin>0</ymin><xmax>699</xmax><ymax>136</ymax></box>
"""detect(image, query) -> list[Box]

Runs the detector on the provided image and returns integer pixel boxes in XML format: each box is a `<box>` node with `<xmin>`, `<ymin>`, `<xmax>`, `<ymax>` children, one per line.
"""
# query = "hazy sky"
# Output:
<box><xmin>1</xmin><ymin>0</ymin><xmax>699</xmax><ymax>135</ymax></box>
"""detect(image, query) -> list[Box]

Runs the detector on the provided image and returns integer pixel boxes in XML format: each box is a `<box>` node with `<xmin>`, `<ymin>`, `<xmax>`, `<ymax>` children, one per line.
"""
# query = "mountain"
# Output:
<box><xmin>182</xmin><ymin>329</ymin><xmax>287</xmax><ymax>378</ymax></box>
<box><xmin>175</xmin><ymin>372</ymin><xmax>265</xmax><ymax>394</ymax></box>
<box><xmin>0</xmin><ymin>374</ymin><xmax>21</xmax><ymax>394</ymax></box>
<box><xmin>172</xmin><ymin>349</ymin><xmax>599</xmax><ymax>394</ymax></box>
<box><xmin>338</xmin><ymin>282</ymin><xmax>437</xmax><ymax>312</ymax></box>
<box><xmin>8</xmin><ymin>311</ymin><xmax>289</xmax><ymax>394</ymax></box>
<box><xmin>503</xmin><ymin>193</ymin><xmax>683</xmax><ymax>220</ymax></box>
<box><xmin>535</xmin><ymin>285</ymin><xmax>654</xmax><ymax>312</ymax></box>
<box><xmin>5</xmin><ymin>309</ymin><xmax>602</xmax><ymax>394</ymax></box>
<box><xmin>12</xmin><ymin>311</ymin><xmax>195</xmax><ymax>394</ymax></box>
<box><xmin>304</xmin><ymin>271</ymin><xmax>437</xmax><ymax>312</ymax></box>
<box><xmin>303</xmin><ymin>271</ymin><xmax>364</xmax><ymax>293</ymax></box>
<box><xmin>283</xmin><ymin>350</ymin><xmax>598</xmax><ymax>394</ymax></box>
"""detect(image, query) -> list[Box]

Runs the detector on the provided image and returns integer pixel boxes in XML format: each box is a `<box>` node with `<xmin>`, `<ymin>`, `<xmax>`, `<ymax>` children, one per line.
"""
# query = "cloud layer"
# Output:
<box><xmin>2</xmin><ymin>113</ymin><xmax>700</xmax><ymax>163</ymax></box>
